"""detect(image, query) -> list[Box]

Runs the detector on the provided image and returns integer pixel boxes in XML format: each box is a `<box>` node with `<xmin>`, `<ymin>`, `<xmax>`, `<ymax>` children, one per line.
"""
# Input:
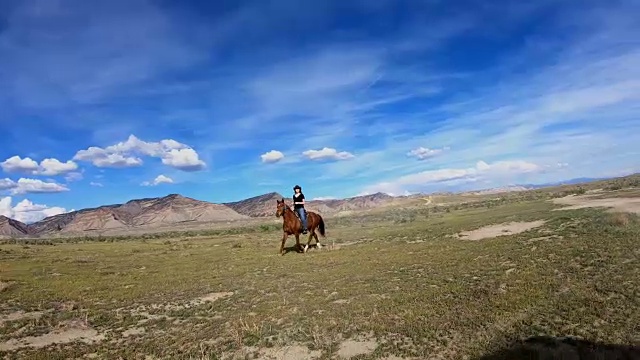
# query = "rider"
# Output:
<box><xmin>292</xmin><ymin>185</ymin><xmax>308</xmax><ymax>234</ymax></box>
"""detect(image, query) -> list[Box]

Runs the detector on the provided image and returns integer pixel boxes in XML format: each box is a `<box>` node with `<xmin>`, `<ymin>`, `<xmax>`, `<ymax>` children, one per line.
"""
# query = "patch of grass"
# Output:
<box><xmin>1</xmin><ymin>191</ymin><xmax>639</xmax><ymax>359</ymax></box>
<box><xmin>608</xmin><ymin>212</ymin><xmax>633</xmax><ymax>227</ymax></box>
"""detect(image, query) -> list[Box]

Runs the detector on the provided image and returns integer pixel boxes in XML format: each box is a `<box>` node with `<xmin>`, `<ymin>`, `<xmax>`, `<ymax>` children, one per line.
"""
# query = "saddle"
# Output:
<box><xmin>292</xmin><ymin>208</ymin><xmax>308</xmax><ymax>226</ymax></box>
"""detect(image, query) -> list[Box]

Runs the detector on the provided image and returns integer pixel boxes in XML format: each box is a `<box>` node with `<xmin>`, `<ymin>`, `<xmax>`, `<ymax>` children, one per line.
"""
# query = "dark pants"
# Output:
<box><xmin>295</xmin><ymin>207</ymin><xmax>308</xmax><ymax>230</ymax></box>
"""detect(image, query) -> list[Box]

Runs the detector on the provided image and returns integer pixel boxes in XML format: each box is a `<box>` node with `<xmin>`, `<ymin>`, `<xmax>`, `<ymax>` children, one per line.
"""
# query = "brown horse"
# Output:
<box><xmin>275</xmin><ymin>198</ymin><xmax>326</xmax><ymax>255</ymax></box>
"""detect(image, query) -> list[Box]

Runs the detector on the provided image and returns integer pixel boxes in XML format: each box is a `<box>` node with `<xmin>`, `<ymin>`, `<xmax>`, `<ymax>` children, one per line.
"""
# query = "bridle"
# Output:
<box><xmin>276</xmin><ymin>201</ymin><xmax>291</xmax><ymax>217</ymax></box>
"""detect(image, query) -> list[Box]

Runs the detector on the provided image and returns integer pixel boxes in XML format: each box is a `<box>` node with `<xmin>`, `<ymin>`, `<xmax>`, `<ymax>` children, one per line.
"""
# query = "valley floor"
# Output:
<box><xmin>1</xmin><ymin>189</ymin><xmax>639</xmax><ymax>359</ymax></box>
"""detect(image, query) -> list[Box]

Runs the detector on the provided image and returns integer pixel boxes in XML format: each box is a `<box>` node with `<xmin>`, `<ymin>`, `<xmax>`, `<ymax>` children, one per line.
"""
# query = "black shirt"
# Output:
<box><xmin>293</xmin><ymin>193</ymin><xmax>305</xmax><ymax>209</ymax></box>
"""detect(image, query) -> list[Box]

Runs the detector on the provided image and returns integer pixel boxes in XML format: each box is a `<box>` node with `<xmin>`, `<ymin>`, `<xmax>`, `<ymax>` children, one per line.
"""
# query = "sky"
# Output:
<box><xmin>0</xmin><ymin>0</ymin><xmax>639</xmax><ymax>223</ymax></box>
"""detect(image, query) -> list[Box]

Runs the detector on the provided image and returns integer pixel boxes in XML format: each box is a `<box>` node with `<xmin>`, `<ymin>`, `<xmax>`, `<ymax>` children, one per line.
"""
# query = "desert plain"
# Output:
<box><xmin>1</xmin><ymin>175</ymin><xmax>639</xmax><ymax>359</ymax></box>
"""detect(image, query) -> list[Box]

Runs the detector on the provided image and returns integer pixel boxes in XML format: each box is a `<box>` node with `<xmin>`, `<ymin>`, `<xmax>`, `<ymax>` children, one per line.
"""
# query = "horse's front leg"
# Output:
<box><xmin>279</xmin><ymin>232</ymin><xmax>288</xmax><ymax>255</ymax></box>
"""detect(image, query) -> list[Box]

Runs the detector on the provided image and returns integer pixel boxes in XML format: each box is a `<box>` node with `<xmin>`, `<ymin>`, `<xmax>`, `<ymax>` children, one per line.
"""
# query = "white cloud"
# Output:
<box><xmin>1</xmin><ymin>156</ymin><xmax>39</xmax><ymax>173</ymax></box>
<box><xmin>0</xmin><ymin>196</ymin><xmax>68</xmax><ymax>224</ymax></box>
<box><xmin>260</xmin><ymin>150</ymin><xmax>285</xmax><ymax>164</ymax></box>
<box><xmin>38</xmin><ymin>158</ymin><xmax>79</xmax><ymax>175</ymax></box>
<box><xmin>0</xmin><ymin>178</ymin><xmax>16</xmax><ymax>190</ymax></box>
<box><xmin>311</xmin><ymin>196</ymin><xmax>337</xmax><ymax>201</ymax></box>
<box><xmin>360</xmin><ymin>159</ymin><xmax>542</xmax><ymax>195</ymax></box>
<box><xmin>161</xmin><ymin>148</ymin><xmax>206</xmax><ymax>171</ymax></box>
<box><xmin>73</xmin><ymin>135</ymin><xmax>206</xmax><ymax>171</ymax></box>
<box><xmin>64</xmin><ymin>172</ymin><xmax>84</xmax><ymax>182</ymax></box>
<box><xmin>0</xmin><ymin>178</ymin><xmax>69</xmax><ymax>195</ymax></box>
<box><xmin>1</xmin><ymin>156</ymin><xmax>79</xmax><ymax>176</ymax></box>
<box><xmin>89</xmin><ymin>182</ymin><xmax>104</xmax><ymax>187</ymax></box>
<box><xmin>302</xmin><ymin>147</ymin><xmax>355</xmax><ymax>161</ymax></box>
<box><xmin>141</xmin><ymin>174</ymin><xmax>174</xmax><ymax>186</ymax></box>
<box><xmin>407</xmin><ymin>146</ymin><xmax>449</xmax><ymax>160</ymax></box>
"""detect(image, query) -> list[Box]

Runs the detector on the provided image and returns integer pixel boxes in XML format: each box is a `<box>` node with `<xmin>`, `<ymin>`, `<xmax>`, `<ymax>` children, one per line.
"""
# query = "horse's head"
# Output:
<box><xmin>276</xmin><ymin>198</ymin><xmax>287</xmax><ymax>217</ymax></box>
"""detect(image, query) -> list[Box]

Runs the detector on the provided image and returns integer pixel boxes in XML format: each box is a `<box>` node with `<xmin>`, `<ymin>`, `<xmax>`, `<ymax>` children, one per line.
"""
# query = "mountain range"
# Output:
<box><xmin>1</xmin><ymin>174</ymin><xmax>635</xmax><ymax>238</ymax></box>
<box><xmin>0</xmin><ymin>191</ymin><xmax>400</xmax><ymax>238</ymax></box>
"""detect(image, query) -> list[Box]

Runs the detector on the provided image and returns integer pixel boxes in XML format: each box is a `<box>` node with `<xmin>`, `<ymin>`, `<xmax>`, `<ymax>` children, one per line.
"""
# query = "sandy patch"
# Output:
<box><xmin>332</xmin><ymin>299</ymin><xmax>350</xmax><ymax>304</ymax></box>
<box><xmin>337</xmin><ymin>339</ymin><xmax>379</xmax><ymax>358</ymax></box>
<box><xmin>131</xmin><ymin>291</ymin><xmax>234</xmax><ymax>314</ymax></box>
<box><xmin>0</xmin><ymin>280</ymin><xmax>14</xmax><ymax>292</ymax></box>
<box><xmin>0</xmin><ymin>310</ymin><xmax>45</xmax><ymax>325</ymax></box>
<box><xmin>257</xmin><ymin>345</ymin><xmax>322</xmax><ymax>360</ymax></box>
<box><xmin>0</xmin><ymin>320</ymin><xmax>104</xmax><ymax>351</ymax></box>
<box><xmin>229</xmin><ymin>344</ymin><xmax>322</xmax><ymax>360</ymax></box>
<box><xmin>552</xmin><ymin>195</ymin><xmax>640</xmax><ymax>214</ymax></box>
<box><xmin>122</xmin><ymin>327</ymin><xmax>146</xmax><ymax>337</ymax></box>
<box><xmin>455</xmin><ymin>221</ymin><xmax>546</xmax><ymax>241</ymax></box>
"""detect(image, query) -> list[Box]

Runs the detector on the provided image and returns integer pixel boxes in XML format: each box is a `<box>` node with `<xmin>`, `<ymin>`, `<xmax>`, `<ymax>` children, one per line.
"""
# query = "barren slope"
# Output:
<box><xmin>223</xmin><ymin>192</ymin><xmax>285</xmax><ymax>217</ymax></box>
<box><xmin>225</xmin><ymin>192</ymin><xmax>399</xmax><ymax>218</ymax></box>
<box><xmin>316</xmin><ymin>192</ymin><xmax>397</xmax><ymax>212</ymax></box>
<box><xmin>59</xmin><ymin>208</ymin><xmax>128</xmax><ymax>234</ymax></box>
<box><xmin>132</xmin><ymin>194</ymin><xmax>248</xmax><ymax>226</ymax></box>
<box><xmin>25</xmin><ymin>194</ymin><xmax>248</xmax><ymax>236</ymax></box>
<box><xmin>0</xmin><ymin>216</ymin><xmax>30</xmax><ymax>237</ymax></box>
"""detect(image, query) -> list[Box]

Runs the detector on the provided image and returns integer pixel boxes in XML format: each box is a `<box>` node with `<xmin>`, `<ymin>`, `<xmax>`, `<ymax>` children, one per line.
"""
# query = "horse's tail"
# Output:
<box><xmin>318</xmin><ymin>215</ymin><xmax>326</xmax><ymax>237</ymax></box>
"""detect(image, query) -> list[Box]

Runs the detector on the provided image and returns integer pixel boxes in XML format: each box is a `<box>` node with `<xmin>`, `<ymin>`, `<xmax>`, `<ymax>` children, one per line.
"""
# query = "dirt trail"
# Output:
<box><xmin>552</xmin><ymin>195</ymin><xmax>640</xmax><ymax>214</ymax></box>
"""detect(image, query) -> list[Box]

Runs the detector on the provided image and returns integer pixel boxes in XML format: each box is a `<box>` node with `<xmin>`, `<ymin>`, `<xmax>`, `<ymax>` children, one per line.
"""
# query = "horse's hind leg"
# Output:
<box><xmin>304</xmin><ymin>231</ymin><xmax>314</xmax><ymax>253</ymax></box>
<box><xmin>304</xmin><ymin>228</ymin><xmax>322</xmax><ymax>253</ymax></box>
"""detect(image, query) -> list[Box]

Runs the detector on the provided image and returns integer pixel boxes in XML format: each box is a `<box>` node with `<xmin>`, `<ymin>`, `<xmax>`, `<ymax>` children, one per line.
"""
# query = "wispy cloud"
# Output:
<box><xmin>302</xmin><ymin>148</ymin><xmax>355</xmax><ymax>161</ymax></box>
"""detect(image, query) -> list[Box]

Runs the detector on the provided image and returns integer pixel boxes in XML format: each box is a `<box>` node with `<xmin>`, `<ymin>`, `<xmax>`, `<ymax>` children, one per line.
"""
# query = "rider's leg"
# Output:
<box><xmin>297</xmin><ymin>208</ymin><xmax>308</xmax><ymax>233</ymax></box>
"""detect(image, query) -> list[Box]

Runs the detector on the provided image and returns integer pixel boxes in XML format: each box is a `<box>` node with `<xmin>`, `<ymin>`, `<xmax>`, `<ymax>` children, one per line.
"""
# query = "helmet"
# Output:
<box><xmin>293</xmin><ymin>185</ymin><xmax>302</xmax><ymax>191</ymax></box>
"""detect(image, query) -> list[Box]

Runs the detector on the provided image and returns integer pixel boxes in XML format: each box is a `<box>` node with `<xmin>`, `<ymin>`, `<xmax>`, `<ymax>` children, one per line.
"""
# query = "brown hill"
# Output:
<box><xmin>225</xmin><ymin>191</ymin><xmax>398</xmax><ymax>217</ymax></box>
<box><xmin>312</xmin><ymin>192</ymin><xmax>396</xmax><ymax>212</ymax></box>
<box><xmin>25</xmin><ymin>194</ymin><xmax>248</xmax><ymax>236</ymax></box>
<box><xmin>0</xmin><ymin>216</ymin><xmax>30</xmax><ymax>237</ymax></box>
<box><xmin>223</xmin><ymin>192</ymin><xmax>285</xmax><ymax>217</ymax></box>
<box><xmin>132</xmin><ymin>194</ymin><xmax>247</xmax><ymax>227</ymax></box>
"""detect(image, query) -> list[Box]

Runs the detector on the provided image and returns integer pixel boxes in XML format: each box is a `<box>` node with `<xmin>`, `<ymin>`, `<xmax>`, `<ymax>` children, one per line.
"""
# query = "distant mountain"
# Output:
<box><xmin>0</xmin><ymin>216</ymin><xmax>30</xmax><ymax>238</ymax></box>
<box><xmin>23</xmin><ymin>194</ymin><xmax>248</xmax><ymax>237</ymax></box>
<box><xmin>224</xmin><ymin>192</ymin><xmax>286</xmax><ymax>217</ymax></box>
<box><xmin>224</xmin><ymin>191</ymin><xmax>398</xmax><ymax>218</ymax></box>
<box><xmin>1</xmin><ymin>174</ymin><xmax>634</xmax><ymax>238</ymax></box>
<box><xmin>519</xmin><ymin>177</ymin><xmax>610</xmax><ymax>189</ymax></box>
<box><xmin>310</xmin><ymin>192</ymin><xmax>396</xmax><ymax>212</ymax></box>
<box><xmin>465</xmin><ymin>186</ymin><xmax>532</xmax><ymax>195</ymax></box>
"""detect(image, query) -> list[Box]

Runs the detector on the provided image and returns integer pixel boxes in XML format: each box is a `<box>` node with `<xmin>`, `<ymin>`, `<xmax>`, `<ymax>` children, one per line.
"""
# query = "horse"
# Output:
<box><xmin>275</xmin><ymin>198</ymin><xmax>326</xmax><ymax>255</ymax></box>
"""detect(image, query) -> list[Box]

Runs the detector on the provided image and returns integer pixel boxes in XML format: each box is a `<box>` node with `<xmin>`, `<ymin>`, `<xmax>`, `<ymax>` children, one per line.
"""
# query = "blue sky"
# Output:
<box><xmin>1</xmin><ymin>0</ymin><xmax>639</xmax><ymax>223</ymax></box>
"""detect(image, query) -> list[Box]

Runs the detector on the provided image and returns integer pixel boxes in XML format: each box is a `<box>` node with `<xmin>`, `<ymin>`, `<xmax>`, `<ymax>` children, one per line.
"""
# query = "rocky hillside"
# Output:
<box><xmin>311</xmin><ymin>192</ymin><xmax>397</xmax><ymax>212</ymax></box>
<box><xmin>226</xmin><ymin>191</ymin><xmax>400</xmax><ymax>218</ymax></box>
<box><xmin>223</xmin><ymin>192</ymin><xmax>285</xmax><ymax>217</ymax></box>
<box><xmin>1</xmin><ymin>191</ymin><xmax>416</xmax><ymax>238</ymax></box>
<box><xmin>22</xmin><ymin>194</ymin><xmax>248</xmax><ymax>237</ymax></box>
<box><xmin>0</xmin><ymin>216</ymin><xmax>30</xmax><ymax>237</ymax></box>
